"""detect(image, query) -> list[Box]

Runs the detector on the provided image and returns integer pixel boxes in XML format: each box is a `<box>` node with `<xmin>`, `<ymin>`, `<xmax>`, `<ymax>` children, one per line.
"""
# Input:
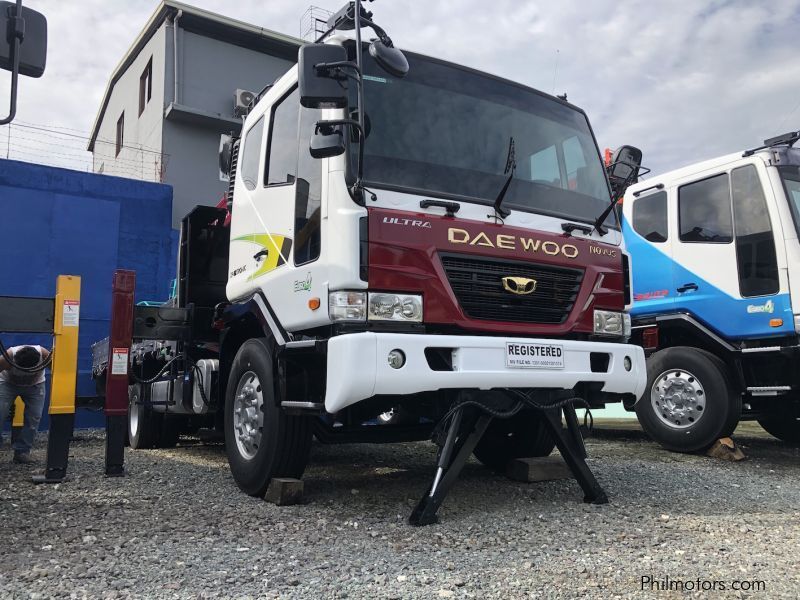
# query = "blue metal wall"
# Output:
<box><xmin>0</xmin><ymin>159</ymin><xmax>174</xmax><ymax>429</ymax></box>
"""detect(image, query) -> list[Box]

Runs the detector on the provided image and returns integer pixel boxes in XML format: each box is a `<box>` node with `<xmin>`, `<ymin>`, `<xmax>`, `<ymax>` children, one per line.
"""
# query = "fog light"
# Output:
<box><xmin>387</xmin><ymin>349</ymin><xmax>406</xmax><ymax>369</ymax></box>
<box><xmin>624</xmin><ymin>356</ymin><xmax>632</xmax><ymax>371</ymax></box>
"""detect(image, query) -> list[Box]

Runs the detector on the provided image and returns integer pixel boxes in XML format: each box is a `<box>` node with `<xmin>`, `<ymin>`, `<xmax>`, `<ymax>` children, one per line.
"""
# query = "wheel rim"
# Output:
<box><xmin>129</xmin><ymin>388</ymin><xmax>140</xmax><ymax>437</ymax></box>
<box><xmin>233</xmin><ymin>371</ymin><xmax>264</xmax><ymax>460</ymax></box>
<box><xmin>651</xmin><ymin>368</ymin><xmax>706</xmax><ymax>429</ymax></box>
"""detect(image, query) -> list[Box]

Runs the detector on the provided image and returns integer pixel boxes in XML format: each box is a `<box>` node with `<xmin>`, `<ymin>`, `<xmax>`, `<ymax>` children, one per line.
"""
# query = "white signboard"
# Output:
<box><xmin>505</xmin><ymin>342</ymin><xmax>565</xmax><ymax>369</ymax></box>
<box><xmin>63</xmin><ymin>300</ymin><xmax>80</xmax><ymax>327</ymax></box>
<box><xmin>111</xmin><ymin>348</ymin><xmax>129</xmax><ymax>376</ymax></box>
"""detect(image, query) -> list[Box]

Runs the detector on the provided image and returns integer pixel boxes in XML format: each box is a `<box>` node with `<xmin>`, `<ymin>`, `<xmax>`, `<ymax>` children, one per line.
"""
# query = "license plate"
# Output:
<box><xmin>505</xmin><ymin>342</ymin><xmax>564</xmax><ymax>369</ymax></box>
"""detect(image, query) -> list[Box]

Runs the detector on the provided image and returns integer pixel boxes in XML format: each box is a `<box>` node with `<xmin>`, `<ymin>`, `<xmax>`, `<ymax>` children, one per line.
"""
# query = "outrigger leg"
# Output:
<box><xmin>541</xmin><ymin>405</ymin><xmax>608</xmax><ymax>504</ymax></box>
<box><xmin>409</xmin><ymin>406</ymin><xmax>492</xmax><ymax>526</ymax></box>
<box><xmin>410</xmin><ymin>398</ymin><xmax>608</xmax><ymax>525</ymax></box>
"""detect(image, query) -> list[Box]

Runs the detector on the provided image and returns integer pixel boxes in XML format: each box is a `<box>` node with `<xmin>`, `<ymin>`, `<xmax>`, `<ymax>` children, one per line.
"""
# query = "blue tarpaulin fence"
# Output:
<box><xmin>0</xmin><ymin>159</ymin><xmax>176</xmax><ymax>430</ymax></box>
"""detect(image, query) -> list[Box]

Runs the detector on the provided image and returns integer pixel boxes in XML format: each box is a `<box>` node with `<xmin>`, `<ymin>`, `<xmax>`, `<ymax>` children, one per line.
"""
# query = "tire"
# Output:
<box><xmin>473</xmin><ymin>409</ymin><xmax>556</xmax><ymax>471</ymax></box>
<box><xmin>224</xmin><ymin>338</ymin><xmax>313</xmax><ymax>496</ymax></box>
<box><xmin>128</xmin><ymin>383</ymin><xmax>162</xmax><ymax>450</ymax></box>
<box><xmin>758</xmin><ymin>414</ymin><xmax>800</xmax><ymax>443</ymax></box>
<box><xmin>636</xmin><ymin>346</ymin><xmax>740</xmax><ymax>453</ymax></box>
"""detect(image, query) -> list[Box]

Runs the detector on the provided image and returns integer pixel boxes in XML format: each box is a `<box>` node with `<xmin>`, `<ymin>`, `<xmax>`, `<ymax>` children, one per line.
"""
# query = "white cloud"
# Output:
<box><xmin>1</xmin><ymin>0</ymin><xmax>799</xmax><ymax>175</ymax></box>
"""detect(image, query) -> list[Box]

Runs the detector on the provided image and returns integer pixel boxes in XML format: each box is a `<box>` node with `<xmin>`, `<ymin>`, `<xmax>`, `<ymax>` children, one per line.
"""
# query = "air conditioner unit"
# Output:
<box><xmin>234</xmin><ymin>89</ymin><xmax>256</xmax><ymax>117</ymax></box>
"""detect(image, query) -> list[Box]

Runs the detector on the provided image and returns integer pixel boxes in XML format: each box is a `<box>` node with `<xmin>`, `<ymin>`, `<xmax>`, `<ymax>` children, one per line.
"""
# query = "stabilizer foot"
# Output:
<box><xmin>541</xmin><ymin>406</ymin><xmax>608</xmax><ymax>504</ymax></box>
<box><xmin>409</xmin><ymin>407</ymin><xmax>492</xmax><ymax>527</ymax></box>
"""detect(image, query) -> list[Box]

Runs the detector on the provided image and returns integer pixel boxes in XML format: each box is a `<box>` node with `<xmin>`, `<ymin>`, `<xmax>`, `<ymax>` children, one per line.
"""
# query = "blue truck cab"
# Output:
<box><xmin>621</xmin><ymin>131</ymin><xmax>800</xmax><ymax>451</ymax></box>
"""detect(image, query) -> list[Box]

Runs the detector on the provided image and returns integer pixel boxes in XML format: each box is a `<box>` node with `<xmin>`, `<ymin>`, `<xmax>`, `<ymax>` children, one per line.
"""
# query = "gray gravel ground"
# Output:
<box><xmin>1</xmin><ymin>426</ymin><xmax>799</xmax><ymax>599</ymax></box>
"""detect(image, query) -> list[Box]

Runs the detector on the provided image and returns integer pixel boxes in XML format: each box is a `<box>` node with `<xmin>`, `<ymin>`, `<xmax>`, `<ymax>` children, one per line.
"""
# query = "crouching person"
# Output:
<box><xmin>0</xmin><ymin>345</ymin><xmax>51</xmax><ymax>463</ymax></box>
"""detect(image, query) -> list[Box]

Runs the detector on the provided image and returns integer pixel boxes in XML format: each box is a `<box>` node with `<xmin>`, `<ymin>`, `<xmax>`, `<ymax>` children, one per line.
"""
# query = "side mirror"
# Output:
<box><xmin>0</xmin><ymin>1</ymin><xmax>47</xmax><ymax>125</ymax></box>
<box><xmin>606</xmin><ymin>145</ymin><xmax>643</xmax><ymax>195</ymax></box>
<box><xmin>0</xmin><ymin>1</ymin><xmax>47</xmax><ymax>77</ymax></box>
<box><xmin>298</xmin><ymin>43</ymin><xmax>348</xmax><ymax>109</ymax></box>
<box><xmin>310</xmin><ymin>123</ymin><xmax>345</xmax><ymax>159</ymax></box>
<box><xmin>368</xmin><ymin>39</ymin><xmax>408</xmax><ymax>78</ymax></box>
<box><xmin>218</xmin><ymin>134</ymin><xmax>233</xmax><ymax>181</ymax></box>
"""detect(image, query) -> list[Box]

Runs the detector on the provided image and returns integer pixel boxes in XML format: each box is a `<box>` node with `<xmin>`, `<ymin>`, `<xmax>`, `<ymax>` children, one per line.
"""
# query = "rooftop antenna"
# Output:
<box><xmin>551</xmin><ymin>48</ymin><xmax>559</xmax><ymax>94</ymax></box>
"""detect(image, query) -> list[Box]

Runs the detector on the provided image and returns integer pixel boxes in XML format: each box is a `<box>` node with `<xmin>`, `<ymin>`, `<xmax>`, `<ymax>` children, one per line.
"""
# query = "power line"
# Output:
<box><xmin>3</xmin><ymin>122</ymin><xmax>166</xmax><ymax>155</ymax></box>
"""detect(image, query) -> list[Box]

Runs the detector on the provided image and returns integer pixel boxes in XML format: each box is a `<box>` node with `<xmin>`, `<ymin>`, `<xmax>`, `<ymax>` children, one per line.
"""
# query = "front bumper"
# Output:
<box><xmin>325</xmin><ymin>332</ymin><xmax>647</xmax><ymax>413</ymax></box>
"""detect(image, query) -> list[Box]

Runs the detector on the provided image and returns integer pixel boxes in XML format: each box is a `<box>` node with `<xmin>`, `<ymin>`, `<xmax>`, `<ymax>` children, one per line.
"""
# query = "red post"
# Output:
<box><xmin>104</xmin><ymin>269</ymin><xmax>135</xmax><ymax>476</ymax></box>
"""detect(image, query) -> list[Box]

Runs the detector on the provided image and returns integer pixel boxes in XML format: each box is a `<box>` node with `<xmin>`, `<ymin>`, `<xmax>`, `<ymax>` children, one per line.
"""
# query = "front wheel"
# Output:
<box><xmin>473</xmin><ymin>409</ymin><xmax>556</xmax><ymax>471</ymax></box>
<box><xmin>224</xmin><ymin>338</ymin><xmax>313</xmax><ymax>496</ymax></box>
<box><xmin>636</xmin><ymin>347</ymin><xmax>740</xmax><ymax>452</ymax></box>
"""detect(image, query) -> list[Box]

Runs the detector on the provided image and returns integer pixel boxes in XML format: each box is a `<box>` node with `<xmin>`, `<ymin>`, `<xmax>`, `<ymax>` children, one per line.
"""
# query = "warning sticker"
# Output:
<box><xmin>63</xmin><ymin>300</ymin><xmax>80</xmax><ymax>327</ymax></box>
<box><xmin>111</xmin><ymin>348</ymin><xmax>129</xmax><ymax>376</ymax></box>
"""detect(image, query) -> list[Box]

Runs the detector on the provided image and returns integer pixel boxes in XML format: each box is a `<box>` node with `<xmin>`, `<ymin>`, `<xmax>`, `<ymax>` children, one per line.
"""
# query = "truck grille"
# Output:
<box><xmin>440</xmin><ymin>253</ymin><xmax>584</xmax><ymax>324</ymax></box>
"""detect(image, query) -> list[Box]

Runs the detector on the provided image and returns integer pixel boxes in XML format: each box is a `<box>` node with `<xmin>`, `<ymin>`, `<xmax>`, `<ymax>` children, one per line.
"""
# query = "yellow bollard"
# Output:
<box><xmin>50</xmin><ymin>275</ymin><xmax>81</xmax><ymax>415</ymax></box>
<box><xmin>12</xmin><ymin>396</ymin><xmax>23</xmax><ymax>427</ymax></box>
<box><xmin>32</xmin><ymin>275</ymin><xmax>81</xmax><ymax>484</ymax></box>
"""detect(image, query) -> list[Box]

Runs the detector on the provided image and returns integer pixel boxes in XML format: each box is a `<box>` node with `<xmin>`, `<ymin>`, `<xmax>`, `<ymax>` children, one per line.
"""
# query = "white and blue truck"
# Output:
<box><xmin>621</xmin><ymin>131</ymin><xmax>800</xmax><ymax>451</ymax></box>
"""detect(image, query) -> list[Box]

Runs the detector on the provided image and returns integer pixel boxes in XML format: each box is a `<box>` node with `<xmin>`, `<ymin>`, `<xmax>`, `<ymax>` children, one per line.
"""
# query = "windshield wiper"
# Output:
<box><xmin>492</xmin><ymin>137</ymin><xmax>516</xmax><ymax>220</ymax></box>
<box><xmin>592</xmin><ymin>196</ymin><xmax>620</xmax><ymax>236</ymax></box>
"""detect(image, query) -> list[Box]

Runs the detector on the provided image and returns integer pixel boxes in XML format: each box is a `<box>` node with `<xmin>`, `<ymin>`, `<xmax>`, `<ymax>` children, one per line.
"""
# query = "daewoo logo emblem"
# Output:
<box><xmin>502</xmin><ymin>276</ymin><xmax>537</xmax><ymax>295</ymax></box>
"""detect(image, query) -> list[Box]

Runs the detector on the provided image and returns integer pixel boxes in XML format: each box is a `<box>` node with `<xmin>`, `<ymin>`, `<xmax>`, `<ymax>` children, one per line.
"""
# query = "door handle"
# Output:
<box><xmin>677</xmin><ymin>282</ymin><xmax>698</xmax><ymax>293</ymax></box>
<box><xmin>253</xmin><ymin>250</ymin><xmax>268</xmax><ymax>261</ymax></box>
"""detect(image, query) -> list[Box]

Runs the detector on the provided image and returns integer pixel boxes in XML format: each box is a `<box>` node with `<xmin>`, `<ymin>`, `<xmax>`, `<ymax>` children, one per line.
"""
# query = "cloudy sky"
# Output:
<box><xmin>1</xmin><ymin>0</ymin><xmax>799</xmax><ymax>176</ymax></box>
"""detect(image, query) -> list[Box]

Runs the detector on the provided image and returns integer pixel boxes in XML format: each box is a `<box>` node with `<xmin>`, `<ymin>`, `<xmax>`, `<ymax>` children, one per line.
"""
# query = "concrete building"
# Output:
<box><xmin>88</xmin><ymin>1</ymin><xmax>302</xmax><ymax>226</ymax></box>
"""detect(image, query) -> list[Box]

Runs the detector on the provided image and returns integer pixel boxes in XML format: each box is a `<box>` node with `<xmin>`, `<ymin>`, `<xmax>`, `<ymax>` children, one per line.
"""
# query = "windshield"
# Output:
<box><xmin>349</xmin><ymin>48</ymin><xmax>614</xmax><ymax>226</ymax></box>
<box><xmin>780</xmin><ymin>165</ymin><xmax>800</xmax><ymax>236</ymax></box>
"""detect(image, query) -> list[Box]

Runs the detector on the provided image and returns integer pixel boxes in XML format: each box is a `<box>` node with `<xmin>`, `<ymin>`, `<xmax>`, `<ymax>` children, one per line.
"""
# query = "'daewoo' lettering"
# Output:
<box><xmin>447</xmin><ymin>228</ymin><xmax>580</xmax><ymax>259</ymax></box>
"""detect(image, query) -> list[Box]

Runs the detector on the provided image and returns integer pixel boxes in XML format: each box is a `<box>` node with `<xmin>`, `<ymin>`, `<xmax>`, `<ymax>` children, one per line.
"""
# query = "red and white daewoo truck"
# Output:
<box><xmin>95</xmin><ymin>0</ymin><xmax>646</xmax><ymax>524</ymax></box>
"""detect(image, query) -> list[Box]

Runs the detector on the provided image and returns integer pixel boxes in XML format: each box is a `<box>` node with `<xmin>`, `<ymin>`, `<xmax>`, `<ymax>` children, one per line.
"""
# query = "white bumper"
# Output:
<box><xmin>325</xmin><ymin>332</ymin><xmax>647</xmax><ymax>413</ymax></box>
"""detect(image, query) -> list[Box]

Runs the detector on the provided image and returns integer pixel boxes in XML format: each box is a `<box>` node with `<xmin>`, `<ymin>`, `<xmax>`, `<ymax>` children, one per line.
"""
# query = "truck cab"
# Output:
<box><xmin>112</xmin><ymin>1</ymin><xmax>647</xmax><ymax>522</ymax></box>
<box><xmin>622</xmin><ymin>131</ymin><xmax>800</xmax><ymax>450</ymax></box>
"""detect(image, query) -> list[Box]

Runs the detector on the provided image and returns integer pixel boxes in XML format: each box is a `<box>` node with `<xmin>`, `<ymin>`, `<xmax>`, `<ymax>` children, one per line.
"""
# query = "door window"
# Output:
<box><xmin>632</xmin><ymin>190</ymin><xmax>668</xmax><ymax>243</ymax></box>
<box><xmin>731</xmin><ymin>165</ymin><xmax>779</xmax><ymax>297</ymax></box>
<box><xmin>295</xmin><ymin>105</ymin><xmax>322</xmax><ymax>265</ymax></box>
<box><xmin>678</xmin><ymin>174</ymin><xmax>732</xmax><ymax>243</ymax></box>
<box><xmin>265</xmin><ymin>88</ymin><xmax>300</xmax><ymax>186</ymax></box>
<box><xmin>240</xmin><ymin>116</ymin><xmax>264</xmax><ymax>191</ymax></box>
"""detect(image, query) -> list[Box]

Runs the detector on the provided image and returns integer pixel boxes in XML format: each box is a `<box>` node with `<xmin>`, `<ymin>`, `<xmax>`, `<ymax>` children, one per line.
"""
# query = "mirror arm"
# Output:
<box><xmin>352</xmin><ymin>0</ymin><xmax>367</xmax><ymax>200</ymax></box>
<box><xmin>359</xmin><ymin>17</ymin><xmax>392</xmax><ymax>46</ymax></box>
<box><xmin>314</xmin><ymin>60</ymin><xmax>361</xmax><ymax>78</ymax></box>
<box><xmin>0</xmin><ymin>0</ymin><xmax>24</xmax><ymax>126</ymax></box>
<box><xmin>315</xmin><ymin>118</ymin><xmax>363</xmax><ymax>138</ymax></box>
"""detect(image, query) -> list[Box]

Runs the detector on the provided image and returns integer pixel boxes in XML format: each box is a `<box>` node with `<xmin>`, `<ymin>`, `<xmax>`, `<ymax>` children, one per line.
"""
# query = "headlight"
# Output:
<box><xmin>368</xmin><ymin>293</ymin><xmax>423</xmax><ymax>322</ymax></box>
<box><xmin>329</xmin><ymin>291</ymin><xmax>367</xmax><ymax>321</ymax></box>
<box><xmin>594</xmin><ymin>310</ymin><xmax>630</xmax><ymax>337</ymax></box>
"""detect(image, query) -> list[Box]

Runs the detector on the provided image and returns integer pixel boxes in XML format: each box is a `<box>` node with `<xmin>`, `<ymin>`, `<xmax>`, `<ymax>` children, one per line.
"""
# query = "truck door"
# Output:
<box><xmin>227</xmin><ymin>83</ymin><xmax>328</xmax><ymax>331</ymax></box>
<box><xmin>670</xmin><ymin>165</ymin><xmax>790</xmax><ymax>339</ymax></box>
<box><xmin>623</xmin><ymin>188</ymin><xmax>673</xmax><ymax>315</ymax></box>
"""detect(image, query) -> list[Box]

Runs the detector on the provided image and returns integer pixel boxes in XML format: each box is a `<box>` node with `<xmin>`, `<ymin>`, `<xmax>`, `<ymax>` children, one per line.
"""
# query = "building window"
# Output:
<box><xmin>632</xmin><ymin>190</ymin><xmax>668</xmax><ymax>243</ymax></box>
<box><xmin>115</xmin><ymin>112</ymin><xmax>124</xmax><ymax>157</ymax></box>
<box><xmin>678</xmin><ymin>174</ymin><xmax>732</xmax><ymax>243</ymax></box>
<box><xmin>265</xmin><ymin>88</ymin><xmax>300</xmax><ymax>186</ymax></box>
<box><xmin>139</xmin><ymin>57</ymin><xmax>153</xmax><ymax>116</ymax></box>
<box><xmin>240</xmin><ymin>115</ymin><xmax>265</xmax><ymax>191</ymax></box>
